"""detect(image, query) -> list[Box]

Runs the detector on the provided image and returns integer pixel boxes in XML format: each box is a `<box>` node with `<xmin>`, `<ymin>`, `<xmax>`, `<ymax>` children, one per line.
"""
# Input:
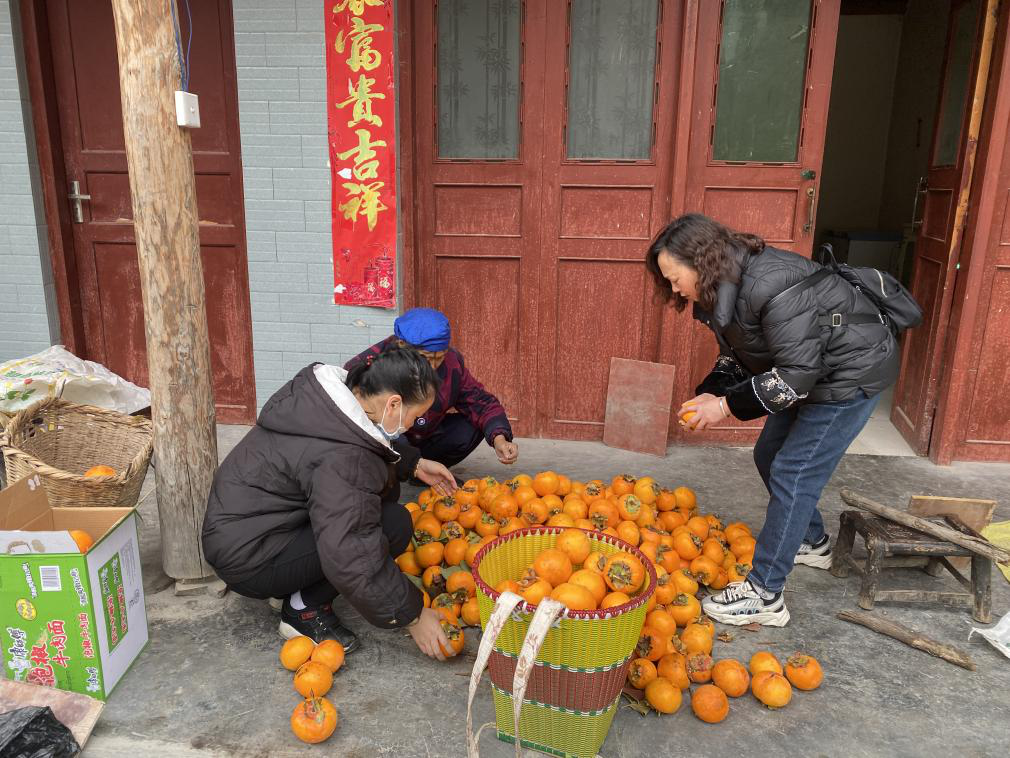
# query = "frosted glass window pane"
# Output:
<box><xmin>567</xmin><ymin>0</ymin><xmax>659</xmax><ymax>160</ymax></box>
<box><xmin>933</xmin><ymin>0</ymin><xmax>979</xmax><ymax>166</ymax></box>
<box><xmin>437</xmin><ymin>0</ymin><xmax>521</xmax><ymax>160</ymax></box>
<box><xmin>712</xmin><ymin>0</ymin><xmax>812</xmax><ymax>163</ymax></box>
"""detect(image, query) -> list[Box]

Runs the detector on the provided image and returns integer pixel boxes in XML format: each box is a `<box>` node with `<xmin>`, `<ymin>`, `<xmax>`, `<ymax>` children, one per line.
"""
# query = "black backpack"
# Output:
<box><xmin>773</xmin><ymin>244</ymin><xmax>923</xmax><ymax>335</ymax></box>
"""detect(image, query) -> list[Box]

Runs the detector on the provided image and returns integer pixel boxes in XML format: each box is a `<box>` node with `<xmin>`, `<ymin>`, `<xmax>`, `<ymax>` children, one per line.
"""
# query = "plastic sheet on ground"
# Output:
<box><xmin>0</xmin><ymin>705</ymin><xmax>80</xmax><ymax>758</ymax></box>
<box><xmin>969</xmin><ymin>610</ymin><xmax>1010</xmax><ymax>661</ymax></box>
<box><xmin>0</xmin><ymin>346</ymin><xmax>151</xmax><ymax>418</ymax></box>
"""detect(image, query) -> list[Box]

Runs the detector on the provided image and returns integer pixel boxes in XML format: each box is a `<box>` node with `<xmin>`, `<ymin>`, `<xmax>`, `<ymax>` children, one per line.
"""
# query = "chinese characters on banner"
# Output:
<box><xmin>326</xmin><ymin>0</ymin><xmax>397</xmax><ymax>308</ymax></box>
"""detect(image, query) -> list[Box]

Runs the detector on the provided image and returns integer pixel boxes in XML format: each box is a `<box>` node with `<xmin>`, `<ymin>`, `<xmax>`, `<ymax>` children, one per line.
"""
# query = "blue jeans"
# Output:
<box><xmin>747</xmin><ymin>391</ymin><xmax>879</xmax><ymax>593</ymax></box>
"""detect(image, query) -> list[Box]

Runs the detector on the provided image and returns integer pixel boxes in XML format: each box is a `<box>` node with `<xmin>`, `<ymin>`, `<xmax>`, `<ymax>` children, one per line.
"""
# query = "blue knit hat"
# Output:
<box><xmin>393</xmin><ymin>308</ymin><xmax>451</xmax><ymax>351</ymax></box>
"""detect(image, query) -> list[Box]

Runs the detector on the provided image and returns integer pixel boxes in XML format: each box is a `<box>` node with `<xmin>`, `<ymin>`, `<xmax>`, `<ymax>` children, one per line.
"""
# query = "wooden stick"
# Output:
<box><xmin>836</xmin><ymin>610</ymin><xmax>976</xmax><ymax>671</ymax></box>
<box><xmin>111</xmin><ymin>0</ymin><xmax>218</xmax><ymax>579</ymax></box>
<box><xmin>839</xmin><ymin>489</ymin><xmax>1010</xmax><ymax>566</ymax></box>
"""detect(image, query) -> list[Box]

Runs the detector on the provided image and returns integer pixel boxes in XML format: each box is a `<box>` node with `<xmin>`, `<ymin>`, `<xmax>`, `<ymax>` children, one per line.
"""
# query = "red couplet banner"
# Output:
<box><xmin>325</xmin><ymin>0</ymin><xmax>397</xmax><ymax>308</ymax></box>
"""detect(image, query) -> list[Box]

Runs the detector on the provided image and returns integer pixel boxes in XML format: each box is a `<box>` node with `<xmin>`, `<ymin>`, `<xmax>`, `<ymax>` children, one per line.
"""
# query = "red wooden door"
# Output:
<box><xmin>411</xmin><ymin>0</ymin><xmax>681</xmax><ymax>439</ymax></box>
<box><xmin>673</xmin><ymin>0</ymin><xmax>840</xmax><ymax>444</ymax></box>
<box><xmin>944</xmin><ymin>0</ymin><xmax>1010</xmax><ymax>463</ymax></box>
<box><xmin>534</xmin><ymin>1</ymin><xmax>681</xmax><ymax>440</ymax></box>
<box><xmin>891</xmin><ymin>0</ymin><xmax>983</xmax><ymax>453</ymax></box>
<box><xmin>42</xmin><ymin>0</ymin><xmax>256</xmax><ymax>424</ymax></box>
<box><xmin>411</xmin><ymin>0</ymin><xmax>547</xmax><ymax>438</ymax></box>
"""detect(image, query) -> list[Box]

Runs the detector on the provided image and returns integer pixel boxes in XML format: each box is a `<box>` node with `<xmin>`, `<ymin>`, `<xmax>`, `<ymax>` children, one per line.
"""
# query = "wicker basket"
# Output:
<box><xmin>467</xmin><ymin>527</ymin><xmax>656</xmax><ymax>758</ymax></box>
<box><xmin>1</xmin><ymin>397</ymin><xmax>153</xmax><ymax>508</ymax></box>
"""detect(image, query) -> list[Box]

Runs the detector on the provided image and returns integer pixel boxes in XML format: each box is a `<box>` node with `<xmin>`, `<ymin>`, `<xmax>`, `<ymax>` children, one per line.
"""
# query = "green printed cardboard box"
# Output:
<box><xmin>0</xmin><ymin>474</ymin><xmax>149</xmax><ymax>700</ymax></box>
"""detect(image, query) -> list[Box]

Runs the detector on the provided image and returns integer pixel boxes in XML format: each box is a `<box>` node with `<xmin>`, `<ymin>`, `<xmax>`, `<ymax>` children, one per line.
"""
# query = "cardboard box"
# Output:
<box><xmin>0</xmin><ymin>474</ymin><xmax>148</xmax><ymax>700</ymax></box>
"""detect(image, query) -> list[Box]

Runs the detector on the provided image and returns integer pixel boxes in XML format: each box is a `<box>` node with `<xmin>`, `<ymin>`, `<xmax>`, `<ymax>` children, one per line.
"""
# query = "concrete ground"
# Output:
<box><xmin>81</xmin><ymin>428</ymin><xmax>1010</xmax><ymax>758</ymax></box>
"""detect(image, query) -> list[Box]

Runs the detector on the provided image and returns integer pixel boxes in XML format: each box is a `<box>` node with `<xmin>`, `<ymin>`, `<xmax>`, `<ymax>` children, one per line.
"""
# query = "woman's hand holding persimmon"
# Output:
<box><xmin>678</xmin><ymin>393</ymin><xmax>732</xmax><ymax>430</ymax></box>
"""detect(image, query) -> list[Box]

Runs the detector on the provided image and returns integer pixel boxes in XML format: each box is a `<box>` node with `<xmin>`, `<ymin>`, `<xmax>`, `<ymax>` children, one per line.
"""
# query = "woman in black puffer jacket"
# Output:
<box><xmin>645</xmin><ymin>213</ymin><xmax>899</xmax><ymax>628</ymax></box>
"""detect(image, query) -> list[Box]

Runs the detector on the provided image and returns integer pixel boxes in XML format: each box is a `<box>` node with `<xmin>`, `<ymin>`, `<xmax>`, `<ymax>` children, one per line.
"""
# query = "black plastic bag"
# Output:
<box><xmin>0</xmin><ymin>706</ymin><xmax>80</xmax><ymax>758</ymax></box>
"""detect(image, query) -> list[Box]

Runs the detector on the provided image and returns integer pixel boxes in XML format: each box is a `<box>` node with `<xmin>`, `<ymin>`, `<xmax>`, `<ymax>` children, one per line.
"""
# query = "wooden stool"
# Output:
<box><xmin>830</xmin><ymin>510</ymin><xmax>992</xmax><ymax>623</ymax></box>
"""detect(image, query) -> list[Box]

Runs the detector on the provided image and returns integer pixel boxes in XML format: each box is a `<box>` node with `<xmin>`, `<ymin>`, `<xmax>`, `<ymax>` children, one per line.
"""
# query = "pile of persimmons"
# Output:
<box><xmin>279</xmin><ymin>636</ymin><xmax>345</xmax><ymax>743</ymax></box>
<box><xmin>395</xmin><ymin>470</ymin><xmax>824</xmax><ymax>722</ymax></box>
<box><xmin>397</xmin><ymin>471</ymin><xmax>756</xmax><ymax>619</ymax></box>
<box><xmin>629</xmin><ymin>644</ymin><xmax>824</xmax><ymax>722</ymax></box>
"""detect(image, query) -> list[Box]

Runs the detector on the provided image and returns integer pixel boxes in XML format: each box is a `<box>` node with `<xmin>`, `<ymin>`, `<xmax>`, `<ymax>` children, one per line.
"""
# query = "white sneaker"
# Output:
<box><xmin>795</xmin><ymin>535</ymin><xmax>832</xmax><ymax>569</ymax></box>
<box><xmin>268</xmin><ymin>597</ymin><xmax>283</xmax><ymax>613</ymax></box>
<box><xmin>702</xmin><ymin>580</ymin><xmax>790</xmax><ymax>627</ymax></box>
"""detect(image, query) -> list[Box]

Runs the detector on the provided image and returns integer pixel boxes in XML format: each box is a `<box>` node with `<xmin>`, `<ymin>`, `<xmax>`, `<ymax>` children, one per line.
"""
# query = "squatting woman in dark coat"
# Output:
<box><xmin>203</xmin><ymin>348</ymin><xmax>458</xmax><ymax>658</ymax></box>
<box><xmin>645</xmin><ymin>214</ymin><xmax>899</xmax><ymax>627</ymax></box>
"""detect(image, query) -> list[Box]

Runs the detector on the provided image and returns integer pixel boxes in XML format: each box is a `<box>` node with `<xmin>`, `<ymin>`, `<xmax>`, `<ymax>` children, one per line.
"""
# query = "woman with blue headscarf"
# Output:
<box><xmin>346</xmin><ymin>307</ymin><xmax>519</xmax><ymax>470</ymax></box>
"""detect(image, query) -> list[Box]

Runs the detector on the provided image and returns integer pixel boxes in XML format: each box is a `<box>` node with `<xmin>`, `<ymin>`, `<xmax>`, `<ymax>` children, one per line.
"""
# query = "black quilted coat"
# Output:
<box><xmin>694</xmin><ymin>246</ymin><xmax>900</xmax><ymax>420</ymax></box>
<box><xmin>202</xmin><ymin>365</ymin><xmax>423</xmax><ymax>629</ymax></box>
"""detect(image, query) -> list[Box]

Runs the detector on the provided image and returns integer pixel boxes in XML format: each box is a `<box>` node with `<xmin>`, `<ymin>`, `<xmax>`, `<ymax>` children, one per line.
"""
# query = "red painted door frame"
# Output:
<box><xmin>17</xmin><ymin>0</ymin><xmax>257</xmax><ymax>424</ymax></box>
<box><xmin>891</xmin><ymin>0</ymin><xmax>988</xmax><ymax>455</ymax></box>
<box><xmin>930</xmin><ymin>0</ymin><xmax>1010</xmax><ymax>463</ymax></box>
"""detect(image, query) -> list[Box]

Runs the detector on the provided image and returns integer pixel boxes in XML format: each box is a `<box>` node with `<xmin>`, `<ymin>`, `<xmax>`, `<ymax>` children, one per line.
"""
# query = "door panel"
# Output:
<box><xmin>44</xmin><ymin>0</ymin><xmax>255</xmax><ymax>423</ymax></box>
<box><xmin>677</xmin><ymin>0</ymin><xmax>840</xmax><ymax>444</ymax></box>
<box><xmin>535</xmin><ymin>0</ymin><xmax>680</xmax><ymax>440</ymax></box>
<box><xmin>551</xmin><ymin>259</ymin><xmax>649</xmax><ymax>424</ymax></box>
<box><xmin>964</xmin><ymin>263</ymin><xmax>1010</xmax><ymax>445</ymax></box>
<box><xmin>892</xmin><ymin>0</ymin><xmax>982</xmax><ymax>453</ymax></box>
<box><xmin>433</xmin><ymin>256</ymin><xmax>523</xmax><ymax>419</ymax></box>
<box><xmin>414</xmin><ymin>0</ymin><xmax>545</xmax><ymax>437</ymax></box>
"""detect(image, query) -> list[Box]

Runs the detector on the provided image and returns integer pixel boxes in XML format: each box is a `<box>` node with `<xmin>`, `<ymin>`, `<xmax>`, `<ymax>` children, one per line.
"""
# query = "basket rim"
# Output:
<box><xmin>0</xmin><ymin>397</ymin><xmax>153</xmax><ymax>484</ymax></box>
<box><xmin>471</xmin><ymin>526</ymin><xmax>658</xmax><ymax>619</ymax></box>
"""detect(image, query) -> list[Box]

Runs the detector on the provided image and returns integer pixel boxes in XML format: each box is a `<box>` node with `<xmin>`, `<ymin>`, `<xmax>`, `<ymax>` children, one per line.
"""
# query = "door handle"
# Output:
<box><xmin>68</xmin><ymin>180</ymin><xmax>91</xmax><ymax>224</ymax></box>
<box><xmin>910</xmin><ymin>175</ymin><xmax>928</xmax><ymax>230</ymax></box>
<box><xmin>802</xmin><ymin>186</ymin><xmax>816</xmax><ymax>233</ymax></box>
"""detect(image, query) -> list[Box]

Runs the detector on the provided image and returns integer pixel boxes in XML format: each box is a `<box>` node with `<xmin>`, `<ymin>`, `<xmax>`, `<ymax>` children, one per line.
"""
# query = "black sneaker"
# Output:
<box><xmin>279</xmin><ymin>600</ymin><xmax>361</xmax><ymax>653</ymax></box>
<box><xmin>795</xmin><ymin>534</ymin><xmax>832</xmax><ymax>569</ymax></box>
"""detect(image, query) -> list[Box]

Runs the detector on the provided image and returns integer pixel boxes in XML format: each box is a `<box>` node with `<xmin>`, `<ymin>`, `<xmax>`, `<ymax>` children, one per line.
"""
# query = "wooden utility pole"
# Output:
<box><xmin>111</xmin><ymin>0</ymin><xmax>217</xmax><ymax>581</ymax></box>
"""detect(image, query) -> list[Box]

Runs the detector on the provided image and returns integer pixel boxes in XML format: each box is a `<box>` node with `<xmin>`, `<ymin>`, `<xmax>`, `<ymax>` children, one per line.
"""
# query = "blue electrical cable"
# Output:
<box><xmin>169</xmin><ymin>0</ymin><xmax>193</xmax><ymax>91</ymax></box>
<box><xmin>183</xmin><ymin>0</ymin><xmax>193</xmax><ymax>91</ymax></box>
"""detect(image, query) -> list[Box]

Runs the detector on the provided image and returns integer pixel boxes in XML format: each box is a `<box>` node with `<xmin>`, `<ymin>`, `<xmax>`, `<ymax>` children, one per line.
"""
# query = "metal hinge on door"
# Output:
<box><xmin>68</xmin><ymin>180</ymin><xmax>91</xmax><ymax>223</ymax></box>
<box><xmin>910</xmin><ymin>176</ymin><xmax>928</xmax><ymax>230</ymax></box>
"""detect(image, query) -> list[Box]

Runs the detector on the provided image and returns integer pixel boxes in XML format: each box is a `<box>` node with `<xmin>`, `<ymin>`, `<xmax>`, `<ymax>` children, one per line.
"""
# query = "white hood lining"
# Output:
<box><xmin>313</xmin><ymin>364</ymin><xmax>398</xmax><ymax>454</ymax></box>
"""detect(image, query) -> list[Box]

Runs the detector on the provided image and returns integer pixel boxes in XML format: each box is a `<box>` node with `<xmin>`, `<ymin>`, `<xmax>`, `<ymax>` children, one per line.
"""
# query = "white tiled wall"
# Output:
<box><xmin>234</xmin><ymin>0</ymin><xmax>397</xmax><ymax>407</ymax></box>
<box><xmin>0</xmin><ymin>0</ymin><xmax>59</xmax><ymax>363</ymax></box>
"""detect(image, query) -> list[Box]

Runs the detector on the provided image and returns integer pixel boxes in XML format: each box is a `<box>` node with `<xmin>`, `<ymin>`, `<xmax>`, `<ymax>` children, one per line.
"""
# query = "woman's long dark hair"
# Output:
<box><xmin>645</xmin><ymin>213</ymin><xmax>765</xmax><ymax>311</ymax></box>
<box><xmin>345</xmin><ymin>346</ymin><xmax>439</xmax><ymax>405</ymax></box>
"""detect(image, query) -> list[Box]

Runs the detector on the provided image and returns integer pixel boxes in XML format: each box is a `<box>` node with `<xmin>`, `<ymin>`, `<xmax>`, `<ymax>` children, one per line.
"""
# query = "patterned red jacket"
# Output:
<box><xmin>344</xmin><ymin>336</ymin><xmax>513</xmax><ymax>447</ymax></box>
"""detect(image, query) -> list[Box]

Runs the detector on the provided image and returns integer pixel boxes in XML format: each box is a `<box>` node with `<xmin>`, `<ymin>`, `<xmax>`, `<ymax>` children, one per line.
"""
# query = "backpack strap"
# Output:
<box><xmin>817</xmin><ymin>312</ymin><xmax>887</xmax><ymax>328</ymax></box>
<box><xmin>764</xmin><ymin>248</ymin><xmax>888</xmax><ymax>329</ymax></box>
<box><xmin>763</xmin><ymin>267</ymin><xmax>834</xmax><ymax>315</ymax></box>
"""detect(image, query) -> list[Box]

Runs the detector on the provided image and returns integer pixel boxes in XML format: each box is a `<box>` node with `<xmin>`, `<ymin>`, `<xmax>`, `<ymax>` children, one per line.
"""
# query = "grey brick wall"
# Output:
<box><xmin>0</xmin><ymin>1</ymin><xmax>396</xmax><ymax>401</ymax></box>
<box><xmin>234</xmin><ymin>0</ymin><xmax>397</xmax><ymax>408</ymax></box>
<box><xmin>0</xmin><ymin>0</ymin><xmax>59</xmax><ymax>363</ymax></box>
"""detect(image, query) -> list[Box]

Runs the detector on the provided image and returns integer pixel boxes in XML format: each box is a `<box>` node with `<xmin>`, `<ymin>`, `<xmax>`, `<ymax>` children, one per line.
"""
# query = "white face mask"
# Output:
<box><xmin>377</xmin><ymin>402</ymin><xmax>405</xmax><ymax>441</ymax></box>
